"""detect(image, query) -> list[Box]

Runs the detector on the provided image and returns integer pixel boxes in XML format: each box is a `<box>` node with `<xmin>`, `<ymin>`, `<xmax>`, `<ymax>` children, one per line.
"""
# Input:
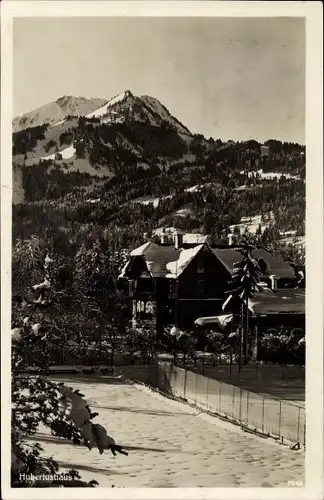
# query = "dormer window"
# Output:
<box><xmin>197</xmin><ymin>279</ymin><xmax>204</xmax><ymax>297</ymax></box>
<box><xmin>258</xmin><ymin>258</ymin><xmax>269</xmax><ymax>275</ymax></box>
<box><xmin>140</xmin><ymin>271</ymin><xmax>151</xmax><ymax>279</ymax></box>
<box><xmin>197</xmin><ymin>259</ymin><xmax>204</xmax><ymax>274</ymax></box>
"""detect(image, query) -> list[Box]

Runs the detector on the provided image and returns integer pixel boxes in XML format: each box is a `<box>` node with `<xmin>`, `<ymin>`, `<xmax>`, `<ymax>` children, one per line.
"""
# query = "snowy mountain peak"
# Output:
<box><xmin>13</xmin><ymin>90</ymin><xmax>192</xmax><ymax>137</ymax></box>
<box><xmin>56</xmin><ymin>95</ymin><xmax>74</xmax><ymax>106</ymax></box>
<box><xmin>87</xmin><ymin>91</ymin><xmax>191</xmax><ymax>135</ymax></box>
<box><xmin>13</xmin><ymin>96</ymin><xmax>107</xmax><ymax>132</ymax></box>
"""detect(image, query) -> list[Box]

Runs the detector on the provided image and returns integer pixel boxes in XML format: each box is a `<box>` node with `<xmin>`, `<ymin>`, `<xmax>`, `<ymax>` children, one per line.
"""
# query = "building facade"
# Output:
<box><xmin>118</xmin><ymin>232</ymin><xmax>305</xmax><ymax>336</ymax></box>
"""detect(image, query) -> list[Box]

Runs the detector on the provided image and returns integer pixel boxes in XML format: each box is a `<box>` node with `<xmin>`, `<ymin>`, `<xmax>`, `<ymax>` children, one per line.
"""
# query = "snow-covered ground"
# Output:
<box><xmin>132</xmin><ymin>195</ymin><xmax>173</xmax><ymax>208</ymax></box>
<box><xmin>28</xmin><ymin>375</ymin><xmax>304</xmax><ymax>488</ymax></box>
<box><xmin>140</xmin><ymin>95</ymin><xmax>191</xmax><ymax>136</ymax></box>
<box><xmin>229</xmin><ymin>215</ymin><xmax>266</xmax><ymax>235</ymax></box>
<box><xmin>185</xmin><ymin>185</ymin><xmax>201</xmax><ymax>193</ymax></box>
<box><xmin>86</xmin><ymin>91</ymin><xmax>132</xmax><ymax>119</ymax></box>
<box><xmin>41</xmin><ymin>145</ymin><xmax>76</xmax><ymax>161</ymax></box>
<box><xmin>52</xmin><ymin>120</ymin><xmax>66</xmax><ymax>127</ymax></box>
<box><xmin>240</xmin><ymin>169</ymin><xmax>301</xmax><ymax>181</ymax></box>
<box><xmin>279</xmin><ymin>236</ymin><xmax>305</xmax><ymax>248</ymax></box>
<box><xmin>152</xmin><ymin>228</ymin><xmax>208</xmax><ymax>245</ymax></box>
<box><xmin>175</xmin><ymin>207</ymin><xmax>194</xmax><ymax>217</ymax></box>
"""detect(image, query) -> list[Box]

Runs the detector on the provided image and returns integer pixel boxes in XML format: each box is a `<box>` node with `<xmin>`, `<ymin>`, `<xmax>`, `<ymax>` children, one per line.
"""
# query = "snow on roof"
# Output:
<box><xmin>211</xmin><ymin>247</ymin><xmax>295</xmax><ymax>279</ymax></box>
<box><xmin>120</xmin><ymin>240</ymin><xmax>205</xmax><ymax>279</ymax></box>
<box><xmin>165</xmin><ymin>245</ymin><xmax>203</xmax><ymax>278</ymax></box>
<box><xmin>248</xmin><ymin>289</ymin><xmax>305</xmax><ymax>314</ymax></box>
<box><xmin>145</xmin><ymin>261</ymin><xmax>155</xmax><ymax>274</ymax></box>
<box><xmin>130</xmin><ymin>241</ymin><xmax>151</xmax><ymax>256</ymax></box>
<box><xmin>195</xmin><ymin>314</ymin><xmax>234</xmax><ymax>328</ymax></box>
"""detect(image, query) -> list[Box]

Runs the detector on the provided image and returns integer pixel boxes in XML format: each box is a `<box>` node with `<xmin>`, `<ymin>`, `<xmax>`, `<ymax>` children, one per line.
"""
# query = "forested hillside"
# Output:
<box><xmin>12</xmin><ymin>93</ymin><xmax>306</xmax><ymax>305</ymax></box>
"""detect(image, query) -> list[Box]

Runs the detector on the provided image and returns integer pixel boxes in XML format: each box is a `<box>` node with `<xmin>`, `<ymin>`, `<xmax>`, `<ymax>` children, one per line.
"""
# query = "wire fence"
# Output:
<box><xmin>120</xmin><ymin>362</ymin><xmax>305</xmax><ymax>448</ymax></box>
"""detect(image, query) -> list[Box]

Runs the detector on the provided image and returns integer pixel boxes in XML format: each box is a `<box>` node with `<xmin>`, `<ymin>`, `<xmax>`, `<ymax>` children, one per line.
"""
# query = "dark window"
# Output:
<box><xmin>258</xmin><ymin>258</ymin><xmax>269</xmax><ymax>274</ymax></box>
<box><xmin>197</xmin><ymin>279</ymin><xmax>204</xmax><ymax>297</ymax></box>
<box><xmin>197</xmin><ymin>259</ymin><xmax>204</xmax><ymax>274</ymax></box>
<box><xmin>129</xmin><ymin>279</ymin><xmax>135</xmax><ymax>297</ymax></box>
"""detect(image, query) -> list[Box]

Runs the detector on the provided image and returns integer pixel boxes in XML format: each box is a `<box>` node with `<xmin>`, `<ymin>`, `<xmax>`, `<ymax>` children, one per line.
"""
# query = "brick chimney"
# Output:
<box><xmin>270</xmin><ymin>274</ymin><xmax>278</xmax><ymax>290</ymax></box>
<box><xmin>160</xmin><ymin>228</ymin><xmax>166</xmax><ymax>245</ymax></box>
<box><xmin>174</xmin><ymin>231</ymin><xmax>183</xmax><ymax>250</ymax></box>
<box><xmin>227</xmin><ymin>232</ymin><xmax>235</xmax><ymax>246</ymax></box>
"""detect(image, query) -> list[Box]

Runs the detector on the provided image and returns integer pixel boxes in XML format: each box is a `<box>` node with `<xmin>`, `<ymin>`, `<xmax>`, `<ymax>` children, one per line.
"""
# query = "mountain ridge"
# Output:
<box><xmin>13</xmin><ymin>96</ymin><xmax>108</xmax><ymax>132</ymax></box>
<box><xmin>12</xmin><ymin>90</ymin><xmax>305</xmax><ymax>257</ymax></box>
<box><xmin>13</xmin><ymin>91</ymin><xmax>192</xmax><ymax>137</ymax></box>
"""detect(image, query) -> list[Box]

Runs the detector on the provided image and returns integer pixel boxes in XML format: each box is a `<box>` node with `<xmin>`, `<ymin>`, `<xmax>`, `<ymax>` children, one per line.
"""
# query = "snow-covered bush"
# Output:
<box><xmin>11</xmin><ymin>249</ymin><xmax>128</xmax><ymax>488</ymax></box>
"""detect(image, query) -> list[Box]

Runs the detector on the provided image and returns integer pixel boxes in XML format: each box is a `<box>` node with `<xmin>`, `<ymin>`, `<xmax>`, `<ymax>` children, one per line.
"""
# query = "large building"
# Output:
<box><xmin>118</xmin><ymin>232</ymin><xmax>305</xmax><ymax>336</ymax></box>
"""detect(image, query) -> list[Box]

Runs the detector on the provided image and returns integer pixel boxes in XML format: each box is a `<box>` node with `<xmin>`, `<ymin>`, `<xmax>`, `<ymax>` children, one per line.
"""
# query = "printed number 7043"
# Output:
<box><xmin>287</xmin><ymin>481</ymin><xmax>303</xmax><ymax>487</ymax></box>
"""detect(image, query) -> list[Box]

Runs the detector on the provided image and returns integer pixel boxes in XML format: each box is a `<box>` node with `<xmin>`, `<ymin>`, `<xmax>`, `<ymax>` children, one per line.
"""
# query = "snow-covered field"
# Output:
<box><xmin>240</xmin><ymin>169</ymin><xmax>301</xmax><ymax>181</ymax></box>
<box><xmin>229</xmin><ymin>214</ymin><xmax>267</xmax><ymax>235</ymax></box>
<box><xmin>41</xmin><ymin>145</ymin><xmax>76</xmax><ymax>161</ymax></box>
<box><xmin>86</xmin><ymin>91</ymin><xmax>131</xmax><ymax>119</ymax></box>
<box><xmin>132</xmin><ymin>195</ymin><xmax>173</xmax><ymax>208</ymax></box>
<box><xmin>28</xmin><ymin>375</ymin><xmax>304</xmax><ymax>488</ymax></box>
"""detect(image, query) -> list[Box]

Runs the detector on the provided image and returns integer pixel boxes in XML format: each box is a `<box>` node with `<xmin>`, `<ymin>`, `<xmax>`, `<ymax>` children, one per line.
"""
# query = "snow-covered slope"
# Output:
<box><xmin>12</xmin><ymin>165</ymin><xmax>24</xmax><ymax>205</ymax></box>
<box><xmin>41</xmin><ymin>145</ymin><xmax>76</xmax><ymax>161</ymax></box>
<box><xmin>86</xmin><ymin>91</ymin><xmax>132</xmax><ymax>118</ymax></box>
<box><xmin>240</xmin><ymin>169</ymin><xmax>301</xmax><ymax>181</ymax></box>
<box><xmin>86</xmin><ymin>90</ymin><xmax>192</xmax><ymax>135</ymax></box>
<box><xmin>13</xmin><ymin>96</ymin><xmax>107</xmax><ymax>132</ymax></box>
<box><xmin>14</xmin><ymin>90</ymin><xmax>192</xmax><ymax>139</ymax></box>
<box><xmin>140</xmin><ymin>95</ymin><xmax>191</xmax><ymax>136</ymax></box>
<box><xmin>87</xmin><ymin>90</ymin><xmax>134</xmax><ymax>121</ymax></box>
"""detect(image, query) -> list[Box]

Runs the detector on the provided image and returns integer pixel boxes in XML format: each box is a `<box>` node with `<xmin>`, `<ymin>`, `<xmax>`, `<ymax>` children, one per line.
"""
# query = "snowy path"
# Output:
<box><xmin>28</xmin><ymin>375</ymin><xmax>304</xmax><ymax>488</ymax></box>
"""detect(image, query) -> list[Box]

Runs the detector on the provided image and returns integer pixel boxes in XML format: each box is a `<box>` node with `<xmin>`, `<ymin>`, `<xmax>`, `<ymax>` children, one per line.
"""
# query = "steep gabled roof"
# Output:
<box><xmin>120</xmin><ymin>241</ymin><xmax>205</xmax><ymax>278</ymax></box>
<box><xmin>165</xmin><ymin>245</ymin><xmax>204</xmax><ymax>278</ymax></box>
<box><xmin>119</xmin><ymin>241</ymin><xmax>296</xmax><ymax>282</ymax></box>
<box><xmin>210</xmin><ymin>247</ymin><xmax>295</xmax><ymax>279</ymax></box>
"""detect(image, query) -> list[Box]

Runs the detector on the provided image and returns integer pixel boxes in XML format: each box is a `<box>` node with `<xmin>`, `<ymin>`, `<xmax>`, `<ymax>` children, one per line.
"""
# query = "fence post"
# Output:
<box><xmin>303</xmin><ymin>421</ymin><xmax>306</xmax><ymax>449</ymax></box>
<box><xmin>194</xmin><ymin>373</ymin><xmax>198</xmax><ymax>405</ymax></box>
<box><xmin>261</xmin><ymin>396</ymin><xmax>265</xmax><ymax>433</ymax></box>
<box><xmin>239</xmin><ymin>388</ymin><xmax>242</xmax><ymax>421</ymax></box>
<box><xmin>297</xmin><ymin>406</ymin><xmax>301</xmax><ymax>444</ymax></box>
<box><xmin>246</xmin><ymin>390</ymin><xmax>249</xmax><ymax>425</ymax></box>
<box><xmin>219</xmin><ymin>381</ymin><xmax>222</xmax><ymax>413</ymax></box>
<box><xmin>232</xmin><ymin>385</ymin><xmax>235</xmax><ymax>416</ymax></box>
<box><xmin>278</xmin><ymin>401</ymin><xmax>282</xmax><ymax>440</ymax></box>
<box><xmin>206</xmin><ymin>375</ymin><xmax>209</xmax><ymax>410</ymax></box>
<box><xmin>155</xmin><ymin>362</ymin><xmax>159</xmax><ymax>388</ymax></box>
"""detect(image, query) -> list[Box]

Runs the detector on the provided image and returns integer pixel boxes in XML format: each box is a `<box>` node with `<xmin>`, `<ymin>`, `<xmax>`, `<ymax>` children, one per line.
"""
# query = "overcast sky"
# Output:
<box><xmin>13</xmin><ymin>17</ymin><xmax>305</xmax><ymax>143</ymax></box>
